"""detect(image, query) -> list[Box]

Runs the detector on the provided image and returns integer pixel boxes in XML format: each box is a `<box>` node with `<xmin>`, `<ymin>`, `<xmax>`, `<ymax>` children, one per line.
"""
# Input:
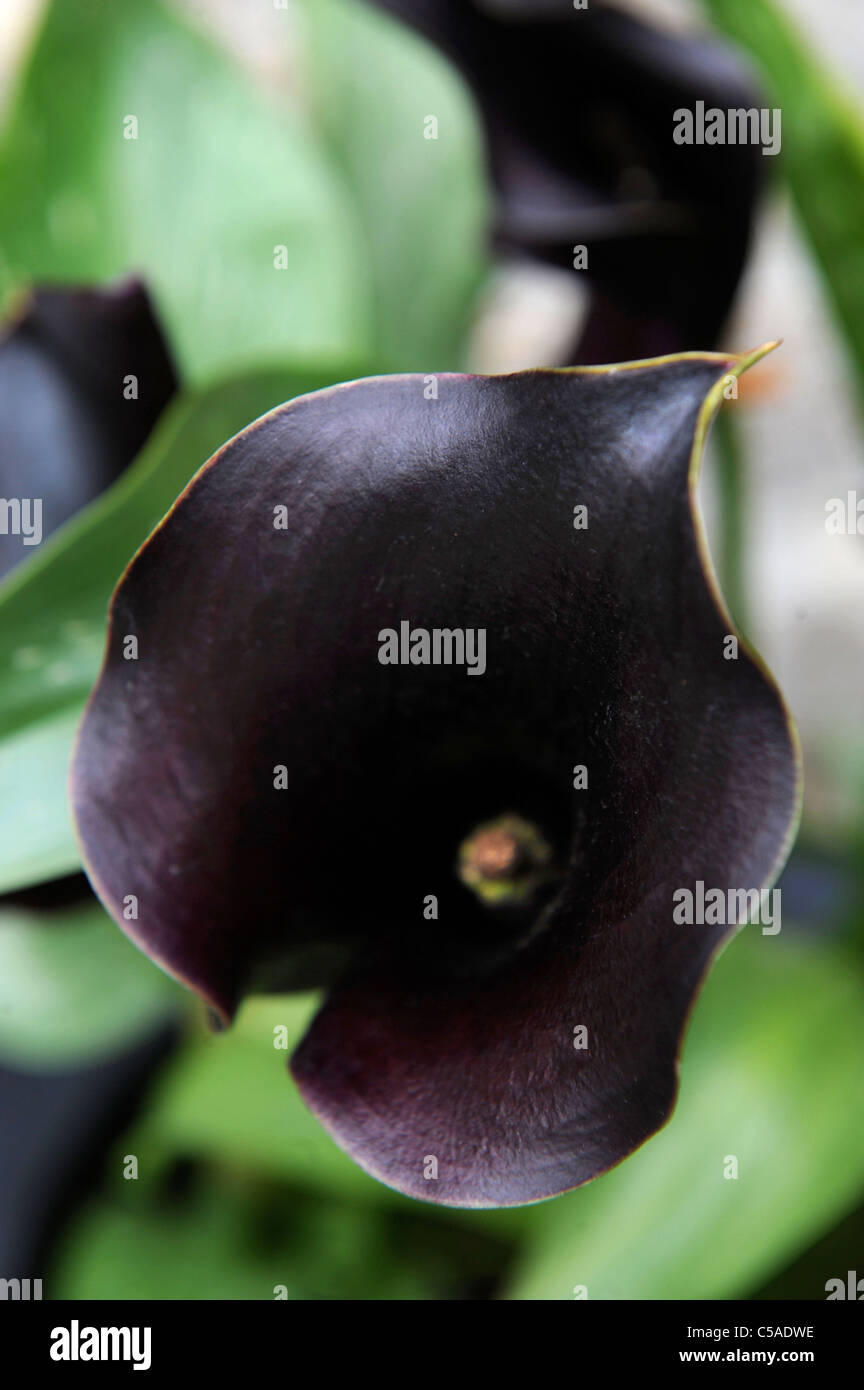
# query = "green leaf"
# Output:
<box><xmin>0</xmin><ymin>364</ymin><xmax>360</xmax><ymax>891</ymax></box>
<box><xmin>505</xmin><ymin>930</ymin><xmax>864</xmax><ymax>1299</ymax></box>
<box><xmin>0</xmin><ymin>709</ymin><xmax>82</xmax><ymax>890</ymax></box>
<box><xmin>0</xmin><ymin>899</ymin><xmax>179</xmax><ymax>1066</ymax></box>
<box><xmin>0</xmin><ymin>0</ymin><xmax>369</xmax><ymax>381</ymax></box>
<box><xmin>703</xmin><ymin>0</ymin><xmax>864</xmax><ymax>411</ymax></box>
<box><xmin>299</xmin><ymin>0</ymin><xmax>489</xmax><ymax>370</ymax></box>
<box><xmin>54</xmin><ymin>1172</ymin><xmax>438</xmax><ymax>1300</ymax></box>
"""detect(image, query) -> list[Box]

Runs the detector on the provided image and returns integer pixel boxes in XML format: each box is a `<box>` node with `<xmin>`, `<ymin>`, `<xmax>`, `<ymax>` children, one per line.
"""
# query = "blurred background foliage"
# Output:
<box><xmin>0</xmin><ymin>0</ymin><xmax>862</xmax><ymax>1299</ymax></box>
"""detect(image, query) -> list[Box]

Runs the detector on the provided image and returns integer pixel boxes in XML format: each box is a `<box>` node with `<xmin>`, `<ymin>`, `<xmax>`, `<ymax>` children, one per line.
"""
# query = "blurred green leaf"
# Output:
<box><xmin>0</xmin><ymin>709</ymin><xmax>81</xmax><ymax>890</ymax></box>
<box><xmin>704</xmin><ymin>0</ymin><xmax>864</xmax><ymax>411</ymax></box>
<box><xmin>54</xmin><ymin>1171</ymin><xmax>438</xmax><ymax>1300</ymax></box>
<box><xmin>0</xmin><ymin>0</ymin><xmax>369</xmax><ymax>381</ymax></box>
<box><xmin>300</xmin><ymin>0</ymin><xmax>489</xmax><ymax>370</ymax></box>
<box><xmin>505</xmin><ymin>930</ymin><xmax>864</xmax><ymax>1299</ymax></box>
<box><xmin>0</xmin><ymin>364</ymin><xmax>360</xmax><ymax>891</ymax></box>
<box><xmin>0</xmin><ymin>898</ymin><xmax>178</xmax><ymax>1066</ymax></box>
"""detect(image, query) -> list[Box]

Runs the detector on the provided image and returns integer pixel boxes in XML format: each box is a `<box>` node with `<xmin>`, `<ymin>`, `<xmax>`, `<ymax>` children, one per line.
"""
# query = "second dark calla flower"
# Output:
<box><xmin>0</xmin><ymin>278</ymin><xmax>177</xmax><ymax>580</ymax></box>
<box><xmin>71</xmin><ymin>350</ymin><xmax>800</xmax><ymax>1207</ymax></box>
<box><xmin>371</xmin><ymin>0</ymin><xmax>766</xmax><ymax>360</ymax></box>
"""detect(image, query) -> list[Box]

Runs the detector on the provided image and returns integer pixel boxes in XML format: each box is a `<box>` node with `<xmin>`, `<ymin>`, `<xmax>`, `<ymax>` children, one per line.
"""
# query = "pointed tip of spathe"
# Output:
<box><xmin>732</xmin><ymin>339</ymin><xmax>783</xmax><ymax>373</ymax></box>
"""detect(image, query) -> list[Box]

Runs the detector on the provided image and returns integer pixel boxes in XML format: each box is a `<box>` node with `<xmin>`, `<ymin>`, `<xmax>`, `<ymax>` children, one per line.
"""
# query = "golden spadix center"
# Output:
<box><xmin>457</xmin><ymin>813</ymin><xmax>553</xmax><ymax>906</ymax></box>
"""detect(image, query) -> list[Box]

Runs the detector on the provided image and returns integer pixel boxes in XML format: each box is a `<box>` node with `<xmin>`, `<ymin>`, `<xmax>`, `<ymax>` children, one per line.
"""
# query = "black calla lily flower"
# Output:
<box><xmin>372</xmin><ymin>0</ymin><xmax>765</xmax><ymax>360</ymax></box>
<box><xmin>0</xmin><ymin>277</ymin><xmax>177</xmax><ymax>580</ymax></box>
<box><xmin>71</xmin><ymin>350</ymin><xmax>800</xmax><ymax>1207</ymax></box>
